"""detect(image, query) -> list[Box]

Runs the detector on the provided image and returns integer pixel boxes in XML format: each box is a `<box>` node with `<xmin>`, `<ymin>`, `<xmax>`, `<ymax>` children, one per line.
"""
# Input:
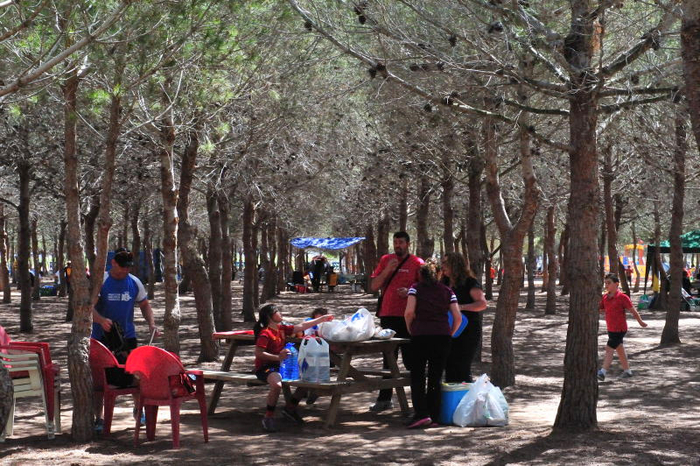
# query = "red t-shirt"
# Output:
<box><xmin>599</xmin><ymin>291</ymin><xmax>633</xmax><ymax>332</ymax></box>
<box><xmin>372</xmin><ymin>254</ymin><xmax>424</xmax><ymax>317</ymax></box>
<box><xmin>254</xmin><ymin>324</ymin><xmax>294</xmax><ymax>370</ymax></box>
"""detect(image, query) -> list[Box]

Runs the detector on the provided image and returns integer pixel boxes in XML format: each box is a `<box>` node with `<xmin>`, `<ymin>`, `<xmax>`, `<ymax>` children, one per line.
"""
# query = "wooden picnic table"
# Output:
<box><xmin>203</xmin><ymin>331</ymin><xmax>410</xmax><ymax>428</ymax></box>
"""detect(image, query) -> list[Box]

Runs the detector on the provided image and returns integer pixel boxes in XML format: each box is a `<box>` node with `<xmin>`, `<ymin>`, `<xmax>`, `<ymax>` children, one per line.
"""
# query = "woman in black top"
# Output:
<box><xmin>441</xmin><ymin>252</ymin><xmax>488</xmax><ymax>383</ymax></box>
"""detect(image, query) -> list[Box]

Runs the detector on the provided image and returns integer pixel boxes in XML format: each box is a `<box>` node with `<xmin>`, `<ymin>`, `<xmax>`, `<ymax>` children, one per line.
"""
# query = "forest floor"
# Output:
<box><xmin>0</xmin><ymin>281</ymin><xmax>699</xmax><ymax>465</ymax></box>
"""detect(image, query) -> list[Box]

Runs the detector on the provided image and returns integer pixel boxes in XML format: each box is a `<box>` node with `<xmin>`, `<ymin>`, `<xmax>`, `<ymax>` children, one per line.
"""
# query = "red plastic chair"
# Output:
<box><xmin>89</xmin><ymin>339</ymin><xmax>139</xmax><ymax>436</ymax></box>
<box><xmin>125</xmin><ymin>346</ymin><xmax>208</xmax><ymax>448</ymax></box>
<box><xmin>0</xmin><ymin>326</ymin><xmax>61</xmax><ymax>438</ymax></box>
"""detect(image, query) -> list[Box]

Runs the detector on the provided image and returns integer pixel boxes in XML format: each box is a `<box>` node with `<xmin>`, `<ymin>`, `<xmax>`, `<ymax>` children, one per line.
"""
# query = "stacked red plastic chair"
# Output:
<box><xmin>89</xmin><ymin>338</ymin><xmax>139</xmax><ymax>436</ymax></box>
<box><xmin>125</xmin><ymin>346</ymin><xmax>208</xmax><ymax>448</ymax></box>
<box><xmin>0</xmin><ymin>326</ymin><xmax>61</xmax><ymax>439</ymax></box>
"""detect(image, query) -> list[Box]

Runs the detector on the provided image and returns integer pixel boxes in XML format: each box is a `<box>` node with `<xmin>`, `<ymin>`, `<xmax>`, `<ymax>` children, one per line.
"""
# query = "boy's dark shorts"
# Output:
<box><xmin>255</xmin><ymin>364</ymin><xmax>281</xmax><ymax>382</ymax></box>
<box><xmin>606</xmin><ymin>331</ymin><xmax>627</xmax><ymax>349</ymax></box>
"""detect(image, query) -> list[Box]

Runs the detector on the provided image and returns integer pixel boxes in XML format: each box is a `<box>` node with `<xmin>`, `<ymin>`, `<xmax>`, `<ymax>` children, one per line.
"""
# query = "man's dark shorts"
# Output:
<box><xmin>606</xmin><ymin>331</ymin><xmax>627</xmax><ymax>349</ymax></box>
<box><xmin>255</xmin><ymin>364</ymin><xmax>281</xmax><ymax>382</ymax></box>
<box><xmin>102</xmin><ymin>337</ymin><xmax>138</xmax><ymax>388</ymax></box>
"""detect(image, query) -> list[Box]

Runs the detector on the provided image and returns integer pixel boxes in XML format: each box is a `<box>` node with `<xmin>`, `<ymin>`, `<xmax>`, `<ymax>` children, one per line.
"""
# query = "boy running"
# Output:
<box><xmin>598</xmin><ymin>273</ymin><xmax>648</xmax><ymax>381</ymax></box>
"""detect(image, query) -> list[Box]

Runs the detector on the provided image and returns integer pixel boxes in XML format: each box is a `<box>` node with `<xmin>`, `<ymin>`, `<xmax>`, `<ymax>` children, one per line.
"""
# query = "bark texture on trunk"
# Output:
<box><xmin>218</xmin><ymin>192</ymin><xmax>233</xmax><ymax>331</ymax></box>
<box><xmin>442</xmin><ymin>149</ymin><xmax>455</xmax><ymax>254</ymax></box>
<box><xmin>682</xmin><ymin>0</ymin><xmax>700</xmax><ymax>151</ymax></box>
<box><xmin>158</xmin><ymin>90</ymin><xmax>181</xmax><ymax>354</ymax></box>
<box><xmin>555</xmin><ymin>1</ymin><xmax>600</xmax><ymax>430</ymax></box>
<box><xmin>90</xmin><ymin>93</ymin><xmax>121</xmax><ymax>306</ymax></box>
<box><xmin>545</xmin><ymin>206</ymin><xmax>558</xmax><ymax>315</ymax></box>
<box><xmin>661</xmin><ymin>107</ymin><xmax>687</xmax><ymax>345</ymax></box>
<box><xmin>0</xmin><ymin>205</ymin><xmax>11</xmax><ymax>303</ymax></box>
<box><xmin>31</xmin><ymin>218</ymin><xmax>41</xmax><ymax>301</ymax></box>
<box><xmin>415</xmin><ymin>173</ymin><xmax>433</xmax><ymax>259</ymax></box>
<box><xmin>206</xmin><ymin>188</ymin><xmax>223</xmax><ymax>330</ymax></box>
<box><xmin>242</xmin><ymin>196</ymin><xmax>256</xmax><ymax>322</ymax></box>
<box><xmin>526</xmin><ymin>225</ymin><xmax>536</xmax><ymax>310</ymax></box>
<box><xmin>483</xmin><ymin>92</ymin><xmax>540</xmax><ymax>387</ymax></box>
<box><xmin>63</xmin><ymin>71</ymin><xmax>94</xmax><ymax>442</ymax></box>
<box><xmin>17</xmin><ymin>159</ymin><xmax>32</xmax><ymax>332</ymax></box>
<box><xmin>177</xmin><ymin>129</ymin><xmax>219</xmax><ymax>361</ymax></box>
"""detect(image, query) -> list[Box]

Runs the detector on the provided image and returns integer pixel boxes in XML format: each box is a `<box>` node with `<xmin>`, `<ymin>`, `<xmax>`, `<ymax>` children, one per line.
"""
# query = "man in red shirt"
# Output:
<box><xmin>369</xmin><ymin>231</ymin><xmax>424</xmax><ymax>412</ymax></box>
<box><xmin>597</xmin><ymin>273</ymin><xmax>648</xmax><ymax>381</ymax></box>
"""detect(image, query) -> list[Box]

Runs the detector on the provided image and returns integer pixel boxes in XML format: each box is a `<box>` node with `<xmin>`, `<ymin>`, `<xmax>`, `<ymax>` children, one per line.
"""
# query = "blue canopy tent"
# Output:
<box><xmin>290</xmin><ymin>237</ymin><xmax>365</xmax><ymax>250</ymax></box>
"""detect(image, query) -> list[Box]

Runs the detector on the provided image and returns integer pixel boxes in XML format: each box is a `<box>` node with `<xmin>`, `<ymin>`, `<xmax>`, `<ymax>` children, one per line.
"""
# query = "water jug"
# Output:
<box><xmin>281</xmin><ymin>342</ymin><xmax>299</xmax><ymax>381</ymax></box>
<box><xmin>298</xmin><ymin>337</ymin><xmax>330</xmax><ymax>383</ymax></box>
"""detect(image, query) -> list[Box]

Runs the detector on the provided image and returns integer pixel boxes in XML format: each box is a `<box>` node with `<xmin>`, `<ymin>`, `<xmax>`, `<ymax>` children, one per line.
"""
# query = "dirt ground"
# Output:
<box><xmin>1</xmin><ymin>281</ymin><xmax>699</xmax><ymax>465</ymax></box>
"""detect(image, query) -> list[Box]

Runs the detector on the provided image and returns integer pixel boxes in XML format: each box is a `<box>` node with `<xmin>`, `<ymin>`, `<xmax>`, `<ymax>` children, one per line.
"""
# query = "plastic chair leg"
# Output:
<box><xmin>197</xmin><ymin>394</ymin><xmax>209</xmax><ymax>443</ymax></box>
<box><xmin>169</xmin><ymin>403</ymin><xmax>180</xmax><ymax>449</ymax></box>
<box><xmin>103</xmin><ymin>392</ymin><xmax>116</xmax><ymax>436</ymax></box>
<box><xmin>133</xmin><ymin>402</ymin><xmax>143</xmax><ymax>447</ymax></box>
<box><xmin>145</xmin><ymin>405</ymin><xmax>158</xmax><ymax>441</ymax></box>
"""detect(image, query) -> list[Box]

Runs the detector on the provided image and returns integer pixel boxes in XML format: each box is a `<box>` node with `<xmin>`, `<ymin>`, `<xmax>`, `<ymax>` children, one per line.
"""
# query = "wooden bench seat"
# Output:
<box><xmin>200</xmin><ymin>370</ymin><xmax>266</xmax><ymax>386</ymax></box>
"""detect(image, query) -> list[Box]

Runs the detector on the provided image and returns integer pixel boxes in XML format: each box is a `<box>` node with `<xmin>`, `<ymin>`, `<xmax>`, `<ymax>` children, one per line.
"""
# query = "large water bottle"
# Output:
<box><xmin>280</xmin><ymin>342</ymin><xmax>299</xmax><ymax>381</ymax></box>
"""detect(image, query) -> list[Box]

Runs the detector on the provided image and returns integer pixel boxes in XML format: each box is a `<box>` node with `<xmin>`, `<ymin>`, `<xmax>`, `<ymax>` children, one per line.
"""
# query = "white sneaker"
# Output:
<box><xmin>597</xmin><ymin>369</ymin><xmax>605</xmax><ymax>381</ymax></box>
<box><xmin>620</xmin><ymin>370</ymin><xmax>633</xmax><ymax>379</ymax></box>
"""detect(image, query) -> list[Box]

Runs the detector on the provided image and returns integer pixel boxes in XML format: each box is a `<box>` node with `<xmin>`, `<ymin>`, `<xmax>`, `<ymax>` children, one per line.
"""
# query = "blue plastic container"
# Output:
<box><xmin>447</xmin><ymin>312</ymin><xmax>468</xmax><ymax>338</ymax></box>
<box><xmin>280</xmin><ymin>342</ymin><xmax>299</xmax><ymax>381</ymax></box>
<box><xmin>440</xmin><ymin>382</ymin><xmax>471</xmax><ymax>425</ymax></box>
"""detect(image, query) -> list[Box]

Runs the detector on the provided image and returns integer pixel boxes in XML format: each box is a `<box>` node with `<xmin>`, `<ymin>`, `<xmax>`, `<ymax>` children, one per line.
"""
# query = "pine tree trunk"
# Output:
<box><xmin>554</xmin><ymin>2</ymin><xmax>600</xmax><ymax>429</ymax></box>
<box><xmin>363</xmin><ymin>225</ymin><xmax>377</xmax><ymax>276</ymax></box>
<box><xmin>218</xmin><ymin>192</ymin><xmax>233</xmax><ymax>331</ymax></box>
<box><xmin>177</xmin><ymin>129</ymin><xmax>218</xmax><ymax>360</ymax></box>
<box><xmin>144</xmin><ymin>222</ymin><xmax>155</xmax><ymax>300</ymax></box>
<box><xmin>545</xmin><ymin>206</ymin><xmax>558</xmax><ymax>315</ymax></box>
<box><xmin>207</xmin><ymin>189</ymin><xmax>223</xmax><ymax>329</ymax></box>
<box><xmin>682</xmin><ymin>0</ymin><xmax>700</xmax><ymax>151</ymax></box>
<box><xmin>62</xmin><ymin>69</ymin><xmax>94</xmax><ymax>442</ymax></box>
<box><xmin>90</xmin><ymin>92</ymin><xmax>121</xmax><ymax>305</ymax></box>
<box><xmin>17</xmin><ymin>159</ymin><xmax>33</xmax><ymax>332</ymax></box>
<box><xmin>31</xmin><ymin>218</ymin><xmax>41</xmax><ymax>301</ymax></box>
<box><xmin>242</xmin><ymin>196</ymin><xmax>256</xmax><ymax>322</ymax></box>
<box><xmin>399</xmin><ymin>178</ymin><xmax>408</xmax><ymax>232</ymax></box>
<box><xmin>525</xmin><ymin>225</ymin><xmax>536</xmax><ymax>310</ymax></box>
<box><xmin>661</xmin><ymin>106</ymin><xmax>687</xmax><ymax>345</ymax></box>
<box><xmin>131</xmin><ymin>204</ymin><xmax>141</xmax><ymax>279</ymax></box>
<box><xmin>442</xmin><ymin>150</ymin><xmax>455</xmax><ymax>254</ymax></box>
<box><xmin>0</xmin><ymin>205</ymin><xmax>11</xmax><ymax>303</ymax></box>
<box><xmin>158</xmin><ymin>87</ymin><xmax>181</xmax><ymax>354</ymax></box>
<box><xmin>376</xmin><ymin>214</ymin><xmax>390</xmax><ymax>259</ymax></box>
<box><xmin>559</xmin><ymin>223</ymin><xmax>570</xmax><ymax>296</ymax></box>
<box><xmin>466</xmin><ymin>138</ymin><xmax>484</xmax><ymax>279</ymax></box>
<box><xmin>83</xmin><ymin>194</ymin><xmax>99</xmax><ymax>276</ymax></box>
<box><xmin>415</xmin><ymin>173</ymin><xmax>433</xmax><ymax>259</ymax></box>
<box><xmin>631</xmin><ymin>222</ymin><xmax>641</xmax><ymax>293</ymax></box>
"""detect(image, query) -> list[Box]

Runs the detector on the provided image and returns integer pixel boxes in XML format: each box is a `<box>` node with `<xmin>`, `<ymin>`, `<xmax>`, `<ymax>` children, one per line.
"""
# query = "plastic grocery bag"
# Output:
<box><xmin>318</xmin><ymin>308</ymin><xmax>375</xmax><ymax>342</ymax></box>
<box><xmin>298</xmin><ymin>336</ymin><xmax>330</xmax><ymax>383</ymax></box>
<box><xmin>452</xmin><ymin>374</ymin><xmax>509</xmax><ymax>427</ymax></box>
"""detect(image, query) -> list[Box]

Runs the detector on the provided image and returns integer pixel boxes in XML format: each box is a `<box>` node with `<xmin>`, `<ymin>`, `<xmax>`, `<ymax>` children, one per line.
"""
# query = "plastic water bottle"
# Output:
<box><xmin>281</xmin><ymin>342</ymin><xmax>299</xmax><ymax>381</ymax></box>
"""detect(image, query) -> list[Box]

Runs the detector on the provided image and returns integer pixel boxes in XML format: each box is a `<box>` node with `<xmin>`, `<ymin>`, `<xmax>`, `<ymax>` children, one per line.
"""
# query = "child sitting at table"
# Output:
<box><xmin>254</xmin><ymin>304</ymin><xmax>333</xmax><ymax>432</ymax></box>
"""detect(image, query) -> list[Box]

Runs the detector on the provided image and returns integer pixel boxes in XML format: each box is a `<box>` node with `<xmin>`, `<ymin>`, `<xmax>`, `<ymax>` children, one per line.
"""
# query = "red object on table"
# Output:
<box><xmin>125</xmin><ymin>346</ymin><xmax>208</xmax><ymax>449</ymax></box>
<box><xmin>212</xmin><ymin>330</ymin><xmax>253</xmax><ymax>339</ymax></box>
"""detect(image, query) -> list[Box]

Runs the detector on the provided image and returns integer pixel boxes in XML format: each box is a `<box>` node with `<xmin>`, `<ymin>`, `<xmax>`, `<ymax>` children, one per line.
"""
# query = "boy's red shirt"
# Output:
<box><xmin>599</xmin><ymin>290</ymin><xmax>633</xmax><ymax>332</ymax></box>
<box><xmin>255</xmin><ymin>324</ymin><xmax>294</xmax><ymax>370</ymax></box>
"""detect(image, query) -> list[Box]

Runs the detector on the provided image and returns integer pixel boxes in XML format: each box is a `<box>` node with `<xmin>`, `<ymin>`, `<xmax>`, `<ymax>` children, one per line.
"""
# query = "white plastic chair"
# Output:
<box><xmin>0</xmin><ymin>350</ymin><xmax>56</xmax><ymax>441</ymax></box>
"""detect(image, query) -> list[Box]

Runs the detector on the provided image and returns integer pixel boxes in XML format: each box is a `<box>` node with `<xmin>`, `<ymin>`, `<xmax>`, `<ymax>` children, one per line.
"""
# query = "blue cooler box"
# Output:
<box><xmin>440</xmin><ymin>382</ymin><xmax>471</xmax><ymax>425</ymax></box>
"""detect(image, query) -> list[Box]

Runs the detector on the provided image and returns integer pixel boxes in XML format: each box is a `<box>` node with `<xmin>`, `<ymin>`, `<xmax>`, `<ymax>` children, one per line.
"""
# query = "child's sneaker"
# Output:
<box><xmin>93</xmin><ymin>418</ymin><xmax>104</xmax><ymax>434</ymax></box>
<box><xmin>620</xmin><ymin>370</ymin><xmax>633</xmax><ymax>379</ymax></box>
<box><xmin>262</xmin><ymin>416</ymin><xmax>277</xmax><ymax>432</ymax></box>
<box><xmin>597</xmin><ymin>369</ymin><xmax>606</xmax><ymax>381</ymax></box>
<box><xmin>133</xmin><ymin>408</ymin><xmax>146</xmax><ymax>426</ymax></box>
<box><xmin>282</xmin><ymin>407</ymin><xmax>305</xmax><ymax>425</ymax></box>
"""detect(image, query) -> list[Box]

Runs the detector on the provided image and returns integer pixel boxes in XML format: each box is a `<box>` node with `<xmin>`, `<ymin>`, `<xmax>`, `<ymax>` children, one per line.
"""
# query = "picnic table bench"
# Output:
<box><xmin>205</xmin><ymin>331</ymin><xmax>410</xmax><ymax>428</ymax></box>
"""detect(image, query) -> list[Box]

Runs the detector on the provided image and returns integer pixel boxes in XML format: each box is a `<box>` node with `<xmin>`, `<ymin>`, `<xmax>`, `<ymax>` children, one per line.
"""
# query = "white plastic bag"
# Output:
<box><xmin>452</xmin><ymin>374</ymin><xmax>509</xmax><ymax>427</ymax></box>
<box><xmin>298</xmin><ymin>336</ymin><xmax>330</xmax><ymax>383</ymax></box>
<box><xmin>318</xmin><ymin>308</ymin><xmax>375</xmax><ymax>342</ymax></box>
<box><xmin>373</xmin><ymin>327</ymin><xmax>396</xmax><ymax>339</ymax></box>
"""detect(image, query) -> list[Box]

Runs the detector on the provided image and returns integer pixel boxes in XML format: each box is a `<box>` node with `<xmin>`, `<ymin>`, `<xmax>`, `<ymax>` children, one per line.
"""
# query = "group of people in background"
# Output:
<box><xmin>370</xmin><ymin>231</ymin><xmax>487</xmax><ymax>429</ymax></box>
